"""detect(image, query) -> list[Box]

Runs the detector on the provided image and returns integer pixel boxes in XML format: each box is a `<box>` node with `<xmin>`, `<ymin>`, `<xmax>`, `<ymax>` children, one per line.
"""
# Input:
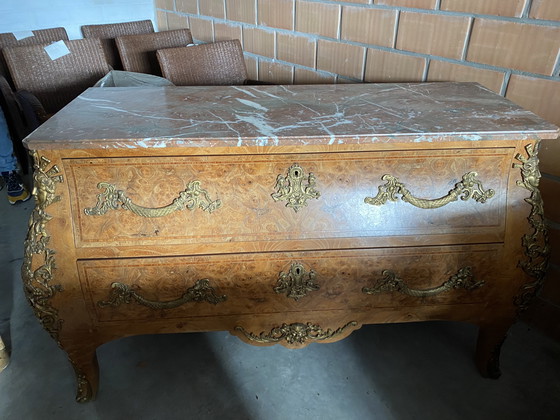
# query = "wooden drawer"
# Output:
<box><xmin>79</xmin><ymin>244</ymin><xmax>500</xmax><ymax>322</ymax></box>
<box><xmin>65</xmin><ymin>149</ymin><xmax>510</xmax><ymax>250</ymax></box>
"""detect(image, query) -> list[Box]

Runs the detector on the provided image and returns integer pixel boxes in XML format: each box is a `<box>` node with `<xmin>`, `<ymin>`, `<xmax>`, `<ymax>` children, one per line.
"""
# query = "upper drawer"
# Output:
<box><xmin>65</xmin><ymin>148</ymin><xmax>511</xmax><ymax>249</ymax></box>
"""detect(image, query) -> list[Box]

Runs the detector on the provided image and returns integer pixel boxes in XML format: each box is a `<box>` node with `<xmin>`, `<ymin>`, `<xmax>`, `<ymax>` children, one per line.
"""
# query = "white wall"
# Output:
<box><xmin>0</xmin><ymin>0</ymin><xmax>155</xmax><ymax>39</ymax></box>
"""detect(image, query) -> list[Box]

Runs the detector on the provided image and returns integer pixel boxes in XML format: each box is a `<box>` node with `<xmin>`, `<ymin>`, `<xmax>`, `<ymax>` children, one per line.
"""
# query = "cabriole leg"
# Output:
<box><xmin>65</xmin><ymin>344</ymin><xmax>99</xmax><ymax>403</ymax></box>
<box><xmin>475</xmin><ymin>323</ymin><xmax>510</xmax><ymax>379</ymax></box>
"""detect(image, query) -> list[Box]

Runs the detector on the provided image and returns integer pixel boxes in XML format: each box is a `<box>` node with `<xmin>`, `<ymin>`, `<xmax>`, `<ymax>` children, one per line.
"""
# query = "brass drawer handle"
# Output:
<box><xmin>271</xmin><ymin>163</ymin><xmax>320</xmax><ymax>212</ymax></box>
<box><xmin>97</xmin><ymin>279</ymin><xmax>227</xmax><ymax>309</ymax></box>
<box><xmin>84</xmin><ymin>180</ymin><xmax>221</xmax><ymax>218</ymax></box>
<box><xmin>274</xmin><ymin>262</ymin><xmax>320</xmax><ymax>301</ymax></box>
<box><xmin>362</xmin><ymin>267</ymin><xmax>484</xmax><ymax>297</ymax></box>
<box><xmin>235</xmin><ymin>321</ymin><xmax>357</xmax><ymax>345</ymax></box>
<box><xmin>364</xmin><ymin>172</ymin><xmax>494</xmax><ymax>209</ymax></box>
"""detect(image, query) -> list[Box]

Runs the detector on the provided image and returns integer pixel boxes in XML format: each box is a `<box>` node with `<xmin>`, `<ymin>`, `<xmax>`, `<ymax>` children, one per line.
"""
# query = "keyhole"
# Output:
<box><xmin>294</xmin><ymin>170</ymin><xmax>299</xmax><ymax>177</ymax></box>
<box><xmin>295</xmin><ymin>267</ymin><xmax>301</xmax><ymax>275</ymax></box>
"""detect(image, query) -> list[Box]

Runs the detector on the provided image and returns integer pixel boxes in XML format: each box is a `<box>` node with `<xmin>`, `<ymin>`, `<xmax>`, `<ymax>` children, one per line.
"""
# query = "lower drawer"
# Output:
<box><xmin>78</xmin><ymin>245</ymin><xmax>501</xmax><ymax>322</ymax></box>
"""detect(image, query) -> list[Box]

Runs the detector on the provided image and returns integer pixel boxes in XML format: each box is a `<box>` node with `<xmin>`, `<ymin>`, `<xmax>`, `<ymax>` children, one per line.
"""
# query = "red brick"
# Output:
<box><xmin>156</xmin><ymin>11</ymin><xmax>168</xmax><ymax>31</ymax></box>
<box><xmin>505</xmin><ymin>75</ymin><xmax>560</xmax><ymax>177</ymax></box>
<box><xmin>506</xmin><ymin>75</ymin><xmax>560</xmax><ymax>127</ymax></box>
<box><xmin>258</xmin><ymin>0</ymin><xmax>294</xmax><ymax>30</ymax></box>
<box><xmin>244</xmin><ymin>55</ymin><xmax>258</xmax><ymax>80</ymax></box>
<box><xmin>377</xmin><ymin>0</ymin><xmax>437</xmax><ymax>8</ymax></box>
<box><xmin>258</xmin><ymin>60</ymin><xmax>294</xmax><ymax>83</ymax></box>
<box><xmin>277</xmin><ymin>33</ymin><xmax>315</xmax><ymax>68</ymax></box>
<box><xmin>176</xmin><ymin>0</ymin><xmax>198</xmax><ymax>14</ymax></box>
<box><xmin>467</xmin><ymin>19</ymin><xmax>560</xmax><ymax>76</ymax></box>
<box><xmin>341</xmin><ymin>6</ymin><xmax>397</xmax><ymax>48</ymax></box>
<box><xmin>365</xmin><ymin>49</ymin><xmax>425</xmax><ymax>82</ymax></box>
<box><xmin>530</xmin><ymin>0</ymin><xmax>560</xmax><ymax>22</ymax></box>
<box><xmin>189</xmin><ymin>17</ymin><xmax>214</xmax><ymax>42</ymax></box>
<box><xmin>167</xmin><ymin>13</ymin><xmax>189</xmax><ymax>30</ymax></box>
<box><xmin>155</xmin><ymin>0</ymin><xmax>174</xmax><ymax>10</ymax></box>
<box><xmin>441</xmin><ymin>0</ymin><xmax>525</xmax><ymax>17</ymax></box>
<box><xmin>396</xmin><ymin>12</ymin><xmax>470</xmax><ymax>60</ymax></box>
<box><xmin>226</xmin><ymin>0</ymin><xmax>256</xmax><ymax>24</ymax></box>
<box><xmin>296</xmin><ymin>0</ymin><xmax>339</xmax><ymax>39</ymax></box>
<box><xmin>200</xmin><ymin>0</ymin><xmax>225</xmax><ymax>19</ymax></box>
<box><xmin>243</xmin><ymin>27</ymin><xmax>275</xmax><ymax>57</ymax></box>
<box><xmin>214</xmin><ymin>23</ymin><xmax>242</xmax><ymax>42</ymax></box>
<box><xmin>317</xmin><ymin>39</ymin><xmax>365</xmax><ymax>79</ymax></box>
<box><xmin>427</xmin><ymin>60</ymin><xmax>505</xmax><ymax>93</ymax></box>
<box><xmin>294</xmin><ymin>68</ymin><xmax>335</xmax><ymax>84</ymax></box>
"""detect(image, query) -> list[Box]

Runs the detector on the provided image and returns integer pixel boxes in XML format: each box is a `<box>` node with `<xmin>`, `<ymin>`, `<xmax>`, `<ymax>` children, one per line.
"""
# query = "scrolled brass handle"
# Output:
<box><xmin>362</xmin><ymin>267</ymin><xmax>484</xmax><ymax>297</ymax></box>
<box><xmin>85</xmin><ymin>180</ymin><xmax>221</xmax><ymax>218</ymax></box>
<box><xmin>364</xmin><ymin>172</ymin><xmax>494</xmax><ymax>209</ymax></box>
<box><xmin>97</xmin><ymin>279</ymin><xmax>227</xmax><ymax>309</ymax></box>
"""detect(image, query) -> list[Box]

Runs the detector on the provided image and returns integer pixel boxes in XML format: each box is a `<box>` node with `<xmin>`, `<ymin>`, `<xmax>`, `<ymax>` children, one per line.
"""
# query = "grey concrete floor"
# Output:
<box><xmin>1</xmin><ymin>185</ymin><xmax>560</xmax><ymax>420</ymax></box>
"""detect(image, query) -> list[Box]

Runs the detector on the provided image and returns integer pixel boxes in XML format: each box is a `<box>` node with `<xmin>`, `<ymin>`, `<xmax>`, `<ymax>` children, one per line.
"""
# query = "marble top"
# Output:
<box><xmin>24</xmin><ymin>82</ymin><xmax>559</xmax><ymax>150</ymax></box>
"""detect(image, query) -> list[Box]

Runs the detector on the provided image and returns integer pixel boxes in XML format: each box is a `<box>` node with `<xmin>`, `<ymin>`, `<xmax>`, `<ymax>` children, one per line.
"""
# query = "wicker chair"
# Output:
<box><xmin>0</xmin><ymin>27</ymin><xmax>68</xmax><ymax>86</ymax></box>
<box><xmin>156</xmin><ymin>40</ymin><xmax>248</xmax><ymax>86</ymax></box>
<box><xmin>81</xmin><ymin>19</ymin><xmax>154</xmax><ymax>70</ymax></box>
<box><xmin>3</xmin><ymin>38</ymin><xmax>111</xmax><ymax>114</ymax></box>
<box><xmin>116</xmin><ymin>29</ymin><xmax>193</xmax><ymax>75</ymax></box>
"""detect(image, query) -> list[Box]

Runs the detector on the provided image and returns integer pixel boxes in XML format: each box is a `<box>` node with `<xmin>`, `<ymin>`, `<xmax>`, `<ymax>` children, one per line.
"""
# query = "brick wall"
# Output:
<box><xmin>154</xmin><ymin>0</ymin><xmax>560</xmax><ymax>338</ymax></box>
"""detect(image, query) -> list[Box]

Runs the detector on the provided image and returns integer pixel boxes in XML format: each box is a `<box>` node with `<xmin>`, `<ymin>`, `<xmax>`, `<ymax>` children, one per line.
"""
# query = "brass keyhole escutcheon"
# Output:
<box><xmin>274</xmin><ymin>262</ymin><xmax>320</xmax><ymax>301</ymax></box>
<box><xmin>271</xmin><ymin>164</ymin><xmax>321</xmax><ymax>213</ymax></box>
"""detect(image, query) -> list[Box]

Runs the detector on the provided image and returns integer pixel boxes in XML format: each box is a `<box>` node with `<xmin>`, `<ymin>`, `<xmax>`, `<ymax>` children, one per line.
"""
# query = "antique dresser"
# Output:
<box><xmin>22</xmin><ymin>82</ymin><xmax>559</xmax><ymax>401</ymax></box>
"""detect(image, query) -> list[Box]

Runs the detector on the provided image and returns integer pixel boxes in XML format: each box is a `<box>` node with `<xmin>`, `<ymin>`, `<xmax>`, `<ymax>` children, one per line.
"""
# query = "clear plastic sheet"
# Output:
<box><xmin>94</xmin><ymin>70</ymin><xmax>174</xmax><ymax>87</ymax></box>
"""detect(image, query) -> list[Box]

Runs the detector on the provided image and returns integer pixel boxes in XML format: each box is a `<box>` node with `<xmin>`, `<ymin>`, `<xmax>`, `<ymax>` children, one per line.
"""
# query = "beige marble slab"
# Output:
<box><xmin>24</xmin><ymin>82</ymin><xmax>559</xmax><ymax>150</ymax></box>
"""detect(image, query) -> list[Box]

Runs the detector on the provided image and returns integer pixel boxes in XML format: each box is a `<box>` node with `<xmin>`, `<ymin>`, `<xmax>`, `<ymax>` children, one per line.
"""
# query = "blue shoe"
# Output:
<box><xmin>1</xmin><ymin>171</ymin><xmax>30</xmax><ymax>205</ymax></box>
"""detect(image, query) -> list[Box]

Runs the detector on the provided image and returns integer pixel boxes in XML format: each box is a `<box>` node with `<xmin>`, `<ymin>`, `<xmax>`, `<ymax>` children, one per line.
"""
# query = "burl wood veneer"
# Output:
<box><xmin>22</xmin><ymin>82</ymin><xmax>559</xmax><ymax>402</ymax></box>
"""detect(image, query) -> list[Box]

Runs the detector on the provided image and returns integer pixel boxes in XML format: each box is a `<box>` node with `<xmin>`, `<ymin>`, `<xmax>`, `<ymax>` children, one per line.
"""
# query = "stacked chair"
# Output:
<box><xmin>0</xmin><ymin>27</ymin><xmax>68</xmax><ymax>86</ymax></box>
<box><xmin>3</xmin><ymin>38</ymin><xmax>110</xmax><ymax>115</ymax></box>
<box><xmin>157</xmin><ymin>39</ymin><xmax>247</xmax><ymax>86</ymax></box>
<box><xmin>0</xmin><ymin>26</ymin><xmax>69</xmax><ymax>171</ymax></box>
<box><xmin>0</xmin><ymin>20</ymin><xmax>255</xmax><ymax>173</ymax></box>
<box><xmin>115</xmin><ymin>29</ymin><xmax>194</xmax><ymax>75</ymax></box>
<box><xmin>81</xmin><ymin>19</ymin><xmax>154</xmax><ymax>70</ymax></box>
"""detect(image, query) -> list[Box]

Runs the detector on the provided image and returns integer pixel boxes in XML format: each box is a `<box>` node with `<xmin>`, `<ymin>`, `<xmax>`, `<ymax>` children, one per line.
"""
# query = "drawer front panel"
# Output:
<box><xmin>80</xmin><ymin>245</ymin><xmax>501</xmax><ymax>322</ymax></box>
<box><xmin>66</xmin><ymin>149</ymin><xmax>510</xmax><ymax>248</ymax></box>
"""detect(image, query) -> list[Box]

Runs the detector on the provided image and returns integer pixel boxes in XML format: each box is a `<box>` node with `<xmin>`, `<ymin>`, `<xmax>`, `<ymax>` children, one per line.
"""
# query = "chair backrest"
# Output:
<box><xmin>116</xmin><ymin>29</ymin><xmax>193</xmax><ymax>75</ymax></box>
<box><xmin>81</xmin><ymin>19</ymin><xmax>154</xmax><ymax>70</ymax></box>
<box><xmin>0</xmin><ymin>27</ymin><xmax>68</xmax><ymax>85</ymax></box>
<box><xmin>3</xmin><ymin>38</ymin><xmax>111</xmax><ymax>114</ymax></box>
<box><xmin>157</xmin><ymin>40</ymin><xmax>248</xmax><ymax>86</ymax></box>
